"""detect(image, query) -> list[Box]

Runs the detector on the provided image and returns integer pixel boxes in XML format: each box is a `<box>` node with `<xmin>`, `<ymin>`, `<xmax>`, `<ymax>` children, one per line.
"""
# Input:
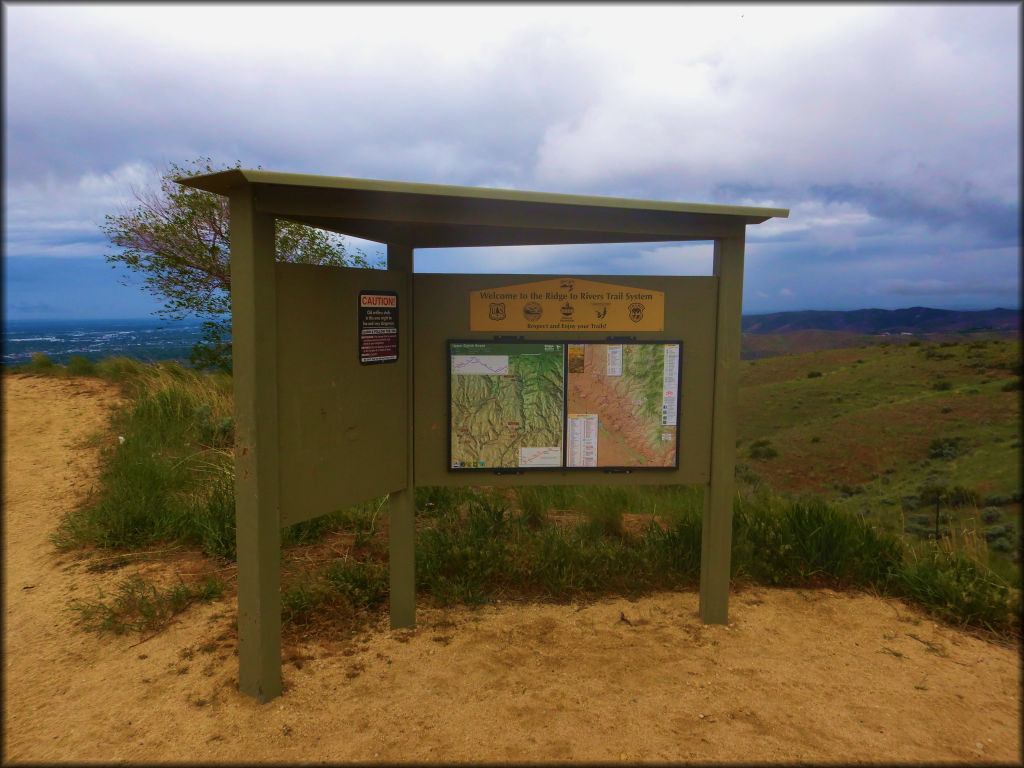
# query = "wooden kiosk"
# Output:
<box><xmin>176</xmin><ymin>170</ymin><xmax>788</xmax><ymax>702</ymax></box>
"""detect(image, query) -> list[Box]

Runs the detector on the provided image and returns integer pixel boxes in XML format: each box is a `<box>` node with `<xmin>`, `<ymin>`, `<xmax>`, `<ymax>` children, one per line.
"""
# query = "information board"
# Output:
<box><xmin>469</xmin><ymin>277</ymin><xmax>665</xmax><ymax>332</ymax></box>
<box><xmin>448</xmin><ymin>340</ymin><xmax>681</xmax><ymax>470</ymax></box>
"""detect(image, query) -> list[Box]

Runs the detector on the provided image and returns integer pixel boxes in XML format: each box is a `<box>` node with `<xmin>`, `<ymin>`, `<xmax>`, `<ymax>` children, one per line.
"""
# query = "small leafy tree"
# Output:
<box><xmin>103</xmin><ymin>157</ymin><xmax>379</xmax><ymax>371</ymax></box>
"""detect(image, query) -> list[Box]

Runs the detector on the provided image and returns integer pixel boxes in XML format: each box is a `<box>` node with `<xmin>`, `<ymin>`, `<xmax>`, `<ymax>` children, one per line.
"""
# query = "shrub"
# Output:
<box><xmin>980</xmin><ymin>507</ymin><xmax>1004</xmax><ymax>524</ymax></box>
<box><xmin>281</xmin><ymin>581</ymin><xmax>333</xmax><ymax>626</ymax></box>
<box><xmin>415</xmin><ymin>497</ymin><xmax>512</xmax><ymax>605</ymax></box>
<box><xmin>748</xmin><ymin>439</ymin><xmax>778</xmax><ymax>460</ymax></box>
<box><xmin>916</xmin><ymin>482</ymin><xmax>979</xmax><ymax>512</ymax></box>
<box><xmin>946</xmin><ymin>485</ymin><xmax>981</xmax><ymax>508</ymax></box>
<box><xmin>192</xmin><ymin>403</ymin><xmax>234</xmax><ymax>448</ymax></box>
<box><xmin>983</xmin><ymin>494</ymin><xmax>1013</xmax><ymax>507</ymax></box>
<box><xmin>928</xmin><ymin>436</ymin><xmax>969</xmax><ymax>460</ymax></box>
<box><xmin>576</xmin><ymin>486</ymin><xmax>631</xmax><ymax>539</ymax></box>
<box><xmin>415</xmin><ymin>486</ymin><xmax>471</xmax><ymax>517</ymax></box>
<box><xmin>897</xmin><ymin>547</ymin><xmax>1015</xmax><ymax>632</ymax></box>
<box><xmin>932</xmin><ymin>380</ymin><xmax>953</xmax><ymax>391</ymax></box>
<box><xmin>734</xmin><ymin>462</ymin><xmax>764</xmax><ymax>489</ymax></box>
<box><xmin>25</xmin><ymin>352</ymin><xmax>56</xmax><ymax>371</ymax></box>
<box><xmin>94</xmin><ymin>356</ymin><xmax>147</xmax><ymax>382</ymax></box>
<box><xmin>989</xmin><ymin>538</ymin><xmax>1014</xmax><ymax>554</ymax></box>
<box><xmin>53</xmin><ymin>364</ymin><xmax>240</xmax><ymax>560</ymax></box>
<box><xmin>984</xmin><ymin>525</ymin><xmax>1007</xmax><ymax>542</ymax></box>
<box><xmin>66</xmin><ymin>355</ymin><xmax>98</xmax><ymax>376</ymax></box>
<box><xmin>189</xmin><ymin>474</ymin><xmax>236</xmax><ymax>560</ymax></box>
<box><xmin>512</xmin><ymin>486</ymin><xmax>558</xmax><ymax>530</ymax></box>
<box><xmin>326</xmin><ymin>559</ymin><xmax>388</xmax><ymax>609</ymax></box>
<box><xmin>581</xmin><ymin>505</ymin><xmax>626</xmax><ymax>540</ymax></box>
<box><xmin>923</xmin><ymin>347</ymin><xmax>954</xmax><ymax>360</ymax></box>
<box><xmin>732</xmin><ymin>495</ymin><xmax>902</xmax><ymax>588</ymax></box>
<box><xmin>806</xmin><ymin>371</ymin><xmax>823</xmax><ymax>378</ymax></box>
<box><xmin>900</xmin><ymin>494</ymin><xmax>921</xmax><ymax>511</ymax></box>
<box><xmin>1001</xmin><ymin>378</ymin><xmax>1022</xmax><ymax>392</ymax></box>
<box><xmin>70</xmin><ymin>575</ymin><xmax>224</xmax><ymax>635</ymax></box>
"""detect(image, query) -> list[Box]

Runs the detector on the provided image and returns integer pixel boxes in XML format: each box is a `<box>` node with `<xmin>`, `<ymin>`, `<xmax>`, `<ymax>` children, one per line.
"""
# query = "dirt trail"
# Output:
<box><xmin>2</xmin><ymin>372</ymin><xmax>1021</xmax><ymax>763</ymax></box>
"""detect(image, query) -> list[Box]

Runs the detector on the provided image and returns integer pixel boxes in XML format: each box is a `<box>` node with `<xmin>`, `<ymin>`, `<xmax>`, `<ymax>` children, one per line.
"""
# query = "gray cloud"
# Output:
<box><xmin>2</xmin><ymin>3</ymin><xmax>1019</xmax><ymax>318</ymax></box>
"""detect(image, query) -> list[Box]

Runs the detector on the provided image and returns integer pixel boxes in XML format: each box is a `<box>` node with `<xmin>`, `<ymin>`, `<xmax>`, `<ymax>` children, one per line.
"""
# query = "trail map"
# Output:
<box><xmin>448</xmin><ymin>340</ymin><xmax>680</xmax><ymax>470</ymax></box>
<box><xmin>450</xmin><ymin>342</ymin><xmax>564</xmax><ymax>468</ymax></box>
<box><xmin>566</xmin><ymin>343</ymin><xmax>679</xmax><ymax>468</ymax></box>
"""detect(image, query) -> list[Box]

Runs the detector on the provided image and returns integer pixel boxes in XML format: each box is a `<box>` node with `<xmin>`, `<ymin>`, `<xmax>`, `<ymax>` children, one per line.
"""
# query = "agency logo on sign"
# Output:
<box><xmin>560</xmin><ymin>301</ymin><xmax>575</xmax><ymax>319</ymax></box>
<box><xmin>523</xmin><ymin>301</ymin><xmax>543</xmax><ymax>321</ymax></box>
<box><xmin>488</xmin><ymin>302</ymin><xmax>507</xmax><ymax>321</ymax></box>
<box><xmin>628</xmin><ymin>302</ymin><xmax>645</xmax><ymax>323</ymax></box>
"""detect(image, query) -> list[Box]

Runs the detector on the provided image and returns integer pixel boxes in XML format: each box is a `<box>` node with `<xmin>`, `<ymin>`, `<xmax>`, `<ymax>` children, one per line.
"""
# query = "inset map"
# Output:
<box><xmin>566</xmin><ymin>343</ymin><xmax>680</xmax><ymax>468</ymax></box>
<box><xmin>450</xmin><ymin>342</ymin><xmax>564</xmax><ymax>469</ymax></box>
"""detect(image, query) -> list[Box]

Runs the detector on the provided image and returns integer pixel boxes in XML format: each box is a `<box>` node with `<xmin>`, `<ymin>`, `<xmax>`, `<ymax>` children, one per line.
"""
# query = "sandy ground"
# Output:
<box><xmin>2</xmin><ymin>372</ymin><xmax>1021</xmax><ymax>764</ymax></box>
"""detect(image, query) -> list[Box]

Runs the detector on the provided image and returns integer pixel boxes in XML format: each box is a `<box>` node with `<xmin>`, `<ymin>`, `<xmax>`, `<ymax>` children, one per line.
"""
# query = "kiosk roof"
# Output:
<box><xmin>177</xmin><ymin>169</ymin><xmax>788</xmax><ymax>248</ymax></box>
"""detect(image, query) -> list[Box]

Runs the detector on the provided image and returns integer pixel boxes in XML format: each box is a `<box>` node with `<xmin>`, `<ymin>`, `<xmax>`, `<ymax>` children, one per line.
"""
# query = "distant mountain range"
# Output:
<box><xmin>741</xmin><ymin>307</ymin><xmax>1020</xmax><ymax>335</ymax></box>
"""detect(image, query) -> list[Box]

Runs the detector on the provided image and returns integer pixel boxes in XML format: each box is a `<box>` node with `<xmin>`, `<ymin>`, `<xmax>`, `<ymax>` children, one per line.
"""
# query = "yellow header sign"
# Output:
<box><xmin>470</xmin><ymin>277</ymin><xmax>664</xmax><ymax>332</ymax></box>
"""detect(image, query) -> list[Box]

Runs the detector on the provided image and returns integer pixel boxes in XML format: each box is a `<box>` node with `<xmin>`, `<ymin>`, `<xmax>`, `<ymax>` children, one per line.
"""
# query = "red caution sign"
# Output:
<box><xmin>359</xmin><ymin>291</ymin><xmax>398</xmax><ymax>365</ymax></box>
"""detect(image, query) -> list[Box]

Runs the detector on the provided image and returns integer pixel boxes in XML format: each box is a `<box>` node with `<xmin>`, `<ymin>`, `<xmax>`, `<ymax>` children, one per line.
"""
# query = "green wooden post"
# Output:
<box><xmin>387</xmin><ymin>243</ymin><xmax>416</xmax><ymax>629</ymax></box>
<box><xmin>230</xmin><ymin>188</ymin><xmax>282</xmax><ymax>701</ymax></box>
<box><xmin>699</xmin><ymin>233</ymin><xmax>745</xmax><ymax>624</ymax></box>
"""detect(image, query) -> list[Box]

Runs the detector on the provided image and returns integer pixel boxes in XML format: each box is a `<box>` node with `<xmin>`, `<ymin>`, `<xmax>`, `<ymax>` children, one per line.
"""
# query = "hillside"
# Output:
<box><xmin>742</xmin><ymin>307</ymin><xmax>1020</xmax><ymax>335</ymax></box>
<box><xmin>2</xmin><ymin>372</ymin><xmax>1020</xmax><ymax>762</ymax></box>
<box><xmin>735</xmin><ymin>336</ymin><xmax>1021</xmax><ymax>570</ymax></box>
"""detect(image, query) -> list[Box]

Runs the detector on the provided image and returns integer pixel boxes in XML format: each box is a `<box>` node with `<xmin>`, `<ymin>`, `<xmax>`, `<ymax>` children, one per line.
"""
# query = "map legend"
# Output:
<box><xmin>567</xmin><ymin>414</ymin><xmax>599</xmax><ymax>467</ymax></box>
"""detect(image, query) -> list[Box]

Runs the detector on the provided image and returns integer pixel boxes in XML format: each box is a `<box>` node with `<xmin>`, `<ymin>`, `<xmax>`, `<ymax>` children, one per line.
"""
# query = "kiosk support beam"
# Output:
<box><xmin>387</xmin><ymin>243</ymin><xmax>416</xmax><ymax>629</ymax></box>
<box><xmin>231</xmin><ymin>189</ymin><xmax>282</xmax><ymax>701</ymax></box>
<box><xmin>700</xmin><ymin>234</ymin><xmax>745</xmax><ymax>625</ymax></box>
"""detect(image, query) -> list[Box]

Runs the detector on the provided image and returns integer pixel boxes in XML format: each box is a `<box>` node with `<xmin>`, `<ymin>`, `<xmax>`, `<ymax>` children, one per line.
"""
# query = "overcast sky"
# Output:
<box><xmin>3</xmin><ymin>2</ymin><xmax>1020</xmax><ymax>320</ymax></box>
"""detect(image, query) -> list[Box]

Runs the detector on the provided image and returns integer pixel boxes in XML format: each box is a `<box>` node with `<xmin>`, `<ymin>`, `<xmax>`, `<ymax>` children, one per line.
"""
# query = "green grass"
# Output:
<box><xmin>50</xmin><ymin>361</ymin><xmax>239</xmax><ymax>559</ymax></box>
<box><xmin>281</xmin><ymin>556</ymin><xmax>389</xmax><ymax>626</ymax></box>
<box><xmin>735</xmin><ymin>338</ymin><xmax>1020</xmax><ymax>560</ymax></box>
<box><xmin>47</xmin><ymin>359</ymin><xmax>366</xmax><ymax>562</ymax></box>
<box><xmin>414</xmin><ymin>491</ymin><xmax>691</xmax><ymax>604</ymax></box>
<box><xmin>69</xmin><ymin>574</ymin><xmax>225</xmax><ymax>635</ymax></box>
<box><xmin>18</xmin><ymin>346</ymin><xmax>1020</xmax><ymax>640</ymax></box>
<box><xmin>731</xmin><ymin>492</ymin><xmax>903</xmax><ymax>588</ymax></box>
<box><xmin>898</xmin><ymin>544</ymin><xmax>1019</xmax><ymax>633</ymax></box>
<box><xmin>406</xmin><ymin>484</ymin><xmax>1019</xmax><ymax>635</ymax></box>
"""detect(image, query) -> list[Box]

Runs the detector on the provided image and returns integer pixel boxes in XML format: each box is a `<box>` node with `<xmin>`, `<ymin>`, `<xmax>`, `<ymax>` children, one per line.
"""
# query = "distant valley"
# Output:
<box><xmin>740</xmin><ymin>307</ymin><xmax>1019</xmax><ymax>359</ymax></box>
<box><xmin>743</xmin><ymin>306</ymin><xmax>1019</xmax><ymax>334</ymax></box>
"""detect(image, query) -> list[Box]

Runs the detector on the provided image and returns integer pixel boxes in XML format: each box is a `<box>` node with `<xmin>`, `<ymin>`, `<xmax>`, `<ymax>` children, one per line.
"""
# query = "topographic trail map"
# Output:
<box><xmin>566</xmin><ymin>343</ymin><xmax>680</xmax><ymax>468</ymax></box>
<box><xmin>450</xmin><ymin>342</ymin><xmax>564</xmax><ymax>468</ymax></box>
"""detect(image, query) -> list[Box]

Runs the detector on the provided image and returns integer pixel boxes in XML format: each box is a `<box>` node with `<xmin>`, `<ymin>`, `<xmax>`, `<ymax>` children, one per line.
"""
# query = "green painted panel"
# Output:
<box><xmin>275</xmin><ymin>264</ymin><xmax>408</xmax><ymax>526</ymax></box>
<box><xmin>412</xmin><ymin>273</ymin><xmax>717</xmax><ymax>487</ymax></box>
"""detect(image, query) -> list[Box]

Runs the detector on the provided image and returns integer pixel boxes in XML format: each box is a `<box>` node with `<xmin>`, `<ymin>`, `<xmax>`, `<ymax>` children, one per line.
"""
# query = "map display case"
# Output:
<box><xmin>448</xmin><ymin>340</ymin><xmax>681</xmax><ymax>470</ymax></box>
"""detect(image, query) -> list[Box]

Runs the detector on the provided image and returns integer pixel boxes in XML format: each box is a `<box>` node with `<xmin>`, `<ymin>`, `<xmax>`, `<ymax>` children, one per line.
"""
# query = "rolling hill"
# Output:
<box><xmin>742</xmin><ymin>306</ymin><xmax>1019</xmax><ymax>335</ymax></box>
<box><xmin>734</xmin><ymin>335</ymin><xmax>1021</xmax><ymax>574</ymax></box>
<box><xmin>740</xmin><ymin>307</ymin><xmax>1019</xmax><ymax>360</ymax></box>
